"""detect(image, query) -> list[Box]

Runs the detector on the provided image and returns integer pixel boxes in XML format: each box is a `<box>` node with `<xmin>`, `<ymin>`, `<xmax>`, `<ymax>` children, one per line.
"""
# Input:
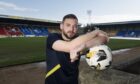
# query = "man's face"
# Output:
<box><xmin>61</xmin><ymin>18</ymin><xmax>78</xmax><ymax>40</ymax></box>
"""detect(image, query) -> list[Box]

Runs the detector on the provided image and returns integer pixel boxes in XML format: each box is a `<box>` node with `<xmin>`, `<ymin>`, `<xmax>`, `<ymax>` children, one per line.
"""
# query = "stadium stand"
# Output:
<box><xmin>18</xmin><ymin>25</ymin><xmax>49</xmax><ymax>37</ymax></box>
<box><xmin>135</xmin><ymin>30</ymin><xmax>140</xmax><ymax>37</ymax></box>
<box><xmin>31</xmin><ymin>26</ymin><xmax>44</xmax><ymax>36</ymax></box>
<box><xmin>116</xmin><ymin>30</ymin><xmax>127</xmax><ymax>37</ymax></box>
<box><xmin>92</xmin><ymin>21</ymin><xmax>140</xmax><ymax>38</ymax></box>
<box><xmin>116</xmin><ymin>30</ymin><xmax>140</xmax><ymax>37</ymax></box>
<box><xmin>0</xmin><ymin>26</ymin><xmax>7</xmax><ymax>36</ymax></box>
<box><xmin>0</xmin><ymin>14</ymin><xmax>60</xmax><ymax>38</ymax></box>
<box><xmin>0</xmin><ymin>23</ymin><xmax>50</xmax><ymax>37</ymax></box>
<box><xmin>39</xmin><ymin>27</ymin><xmax>49</xmax><ymax>36</ymax></box>
<box><xmin>4</xmin><ymin>25</ymin><xmax>23</xmax><ymax>36</ymax></box>
<box><xmin>127</xmin><ymin>30</ymin><xmax>136</xmax><ymax>37</ymax></box>
<box><xmin>19</xmin><ymin>25</ymin><xmax>35</xmax><ymax>37</ymax></box>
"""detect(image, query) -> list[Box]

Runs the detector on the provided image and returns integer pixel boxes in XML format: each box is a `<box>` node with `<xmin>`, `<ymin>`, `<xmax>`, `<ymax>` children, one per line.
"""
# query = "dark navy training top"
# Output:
<box><xmin>45</xmin><ymin>33</ymin><xmax>80</xmax><ymax>84</ymax></box>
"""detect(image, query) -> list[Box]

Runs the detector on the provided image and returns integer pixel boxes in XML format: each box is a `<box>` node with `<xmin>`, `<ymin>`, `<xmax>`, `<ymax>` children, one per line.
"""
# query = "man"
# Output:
<box><xmin>45</xmin><ymin>14</ymin><xmax>108</xmax><ymax>84</ymax></box>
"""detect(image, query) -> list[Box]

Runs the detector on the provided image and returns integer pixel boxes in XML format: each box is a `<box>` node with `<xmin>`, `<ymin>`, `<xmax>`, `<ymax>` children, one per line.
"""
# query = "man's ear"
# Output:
<box><xmin>60</xmin><ymin>23</ymin><xmax>63</xmax><ymax>30</ymax></box>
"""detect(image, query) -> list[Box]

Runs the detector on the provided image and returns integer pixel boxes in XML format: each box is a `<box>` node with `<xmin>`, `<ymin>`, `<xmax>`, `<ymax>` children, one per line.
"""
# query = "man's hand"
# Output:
<box><xmin>70</xmin><ymin>44</ymin><xmax>86</xmax><ymax>62</ymax></box>
<box><xmin>94</xmin><ymin>29</ymin><xmax>109</xmax><ymax>43</ymax></box>
<box><xmin>85</xmin><ymin>29</ymin><xmax>109</xmax><ymax>49</ymax></box>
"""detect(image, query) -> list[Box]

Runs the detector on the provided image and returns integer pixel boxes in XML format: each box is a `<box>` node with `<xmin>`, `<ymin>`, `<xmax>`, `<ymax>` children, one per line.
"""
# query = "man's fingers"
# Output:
<box><xmin>71</xmin><ymin>57</ymin><xmax>78</xmax><ymax>62</ymax></box>
<box><xmin>98</xmin><ymin>31</ymin><xmax>108</xmax><ymax>37</ymax></box>
<box><xmin>94</xmin><ymin>29</ymin><xmax>107</xmax><ymax>36</ymax></box>
<box><xmin>70</xmin><ymin>57</ymin><xmax>78</xmax><ymax>61</ymax></box>
<box><xmin>97</xmin><ymin>30</ymin><xmax>109</xmax><ymax>43</ymax></box>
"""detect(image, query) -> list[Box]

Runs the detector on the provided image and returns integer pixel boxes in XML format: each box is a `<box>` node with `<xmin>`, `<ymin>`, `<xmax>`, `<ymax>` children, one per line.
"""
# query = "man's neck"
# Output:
<box><xmin>61</xmin><ymin>33</ymin><xmax>71</xmax><ymax>41</ymax></box>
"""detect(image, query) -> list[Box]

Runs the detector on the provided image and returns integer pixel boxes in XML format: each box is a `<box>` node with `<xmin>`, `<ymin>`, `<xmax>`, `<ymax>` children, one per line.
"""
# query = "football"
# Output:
<box><xmin>86</xmin><ymin>45</ymin><xmax>112</xmax><ymax>70</ymax></box>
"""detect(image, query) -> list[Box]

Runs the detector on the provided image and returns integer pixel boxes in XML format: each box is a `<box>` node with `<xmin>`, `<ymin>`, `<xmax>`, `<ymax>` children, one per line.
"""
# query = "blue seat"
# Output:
<box><xmin>116</xmin><ymin>30</ymin><xmax>127</xmax><ymax>37</ymax></box>
<box><xmin>19</xmin><ymin>26</ymin><xmax>34</xmax><ymax>35</ymax></box>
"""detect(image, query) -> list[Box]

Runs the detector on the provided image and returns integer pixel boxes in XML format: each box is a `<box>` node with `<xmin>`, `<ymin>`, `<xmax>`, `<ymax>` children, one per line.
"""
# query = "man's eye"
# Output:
<box><xmin>66</xmin><ymin>24</ymin><xmax>70</xmax><ymax>27</ymax></box>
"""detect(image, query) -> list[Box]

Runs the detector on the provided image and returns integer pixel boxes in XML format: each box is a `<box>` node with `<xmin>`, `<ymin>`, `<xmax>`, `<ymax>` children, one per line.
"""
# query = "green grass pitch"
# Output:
<box><xmin>0</xmin><ymin>37</ymin><xmax>140</xmax><ymax>67</ymax></box>
<box><xmin>0</xmin><ymin>37</ymin><xmax>46</xmax><ymax>67</ymax></box>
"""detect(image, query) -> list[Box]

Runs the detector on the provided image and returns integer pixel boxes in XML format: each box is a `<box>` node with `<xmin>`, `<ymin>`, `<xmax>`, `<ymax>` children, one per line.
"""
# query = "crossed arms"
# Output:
<box><xmin>52</xmin><ymin>30</ymin><xmax>109</xmax><ymax>62</ymax></box>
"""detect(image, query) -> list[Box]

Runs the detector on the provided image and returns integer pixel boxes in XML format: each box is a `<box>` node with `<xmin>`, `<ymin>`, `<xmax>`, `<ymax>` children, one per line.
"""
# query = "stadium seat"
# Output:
<box><xmin>30</xmin><ymin>26</ymin><xmax>49</xmax><ymax>36</ymax></box>
<box><xmin>135</xmin><ymin>30</ymin><xmax>140</xmax><ymax>37</ymax></box>
<box><xmin>0</xmin><ymin>27</ymin><xmax>7</xmax><ymax>35</ymax></box>
<box><xmin>19</xmin><ymin>25</ymin><xmax>35</xmax><ymax>37</ymax></box>
<box><xmin>116</xmin><ymin>30</ymin><xmax>127</xmax><ymax>37</ymax></box>
<box><xmin>127</xmin><ymin>30</ymin><xmax>136</xmax><ymax>37</ymax></box>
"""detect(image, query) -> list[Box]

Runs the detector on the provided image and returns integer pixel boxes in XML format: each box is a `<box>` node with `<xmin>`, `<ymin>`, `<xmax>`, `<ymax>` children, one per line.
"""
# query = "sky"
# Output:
<box><xmin>0</xmin><ymin>0</ymin><xmax>140</xmax><ymax>24</ymax></box>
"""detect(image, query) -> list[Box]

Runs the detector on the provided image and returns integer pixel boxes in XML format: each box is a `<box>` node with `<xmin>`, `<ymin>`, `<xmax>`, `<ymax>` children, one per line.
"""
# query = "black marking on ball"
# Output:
<box><xmin>105</xmin><ymin>61</ymin><xmax>112</xmax><ymax>68</ymax></box>
<box><xmin>97</xmin><ymin>63</ymin><xmax>101</xmax><ymax>70</ymax></box>
<box><xmin>97</xmin><ymin>50</ymin><xmax>107</xmax><ymax>61</ymax></box>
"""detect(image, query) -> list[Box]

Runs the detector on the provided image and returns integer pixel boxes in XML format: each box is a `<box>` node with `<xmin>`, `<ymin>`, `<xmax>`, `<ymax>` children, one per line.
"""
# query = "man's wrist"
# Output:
<box><xmin>78</xmin><ymin>44</ymin><xmax>89</xmax><ymax>55</ymax></box>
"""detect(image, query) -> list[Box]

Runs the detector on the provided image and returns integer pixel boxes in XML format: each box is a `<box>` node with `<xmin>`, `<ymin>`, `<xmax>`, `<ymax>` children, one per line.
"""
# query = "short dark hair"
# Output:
<box><xmin>62</xmin><ymin>14</ymin><xmax>78</xmax><ymax>23</ymax></box>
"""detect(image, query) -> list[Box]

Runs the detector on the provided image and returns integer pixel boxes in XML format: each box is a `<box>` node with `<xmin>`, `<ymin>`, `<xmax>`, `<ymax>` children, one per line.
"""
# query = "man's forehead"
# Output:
<box><xmin>63</xmin><ymin>18</ymin><xmax>78</xmax><ymax>23</ymax></box>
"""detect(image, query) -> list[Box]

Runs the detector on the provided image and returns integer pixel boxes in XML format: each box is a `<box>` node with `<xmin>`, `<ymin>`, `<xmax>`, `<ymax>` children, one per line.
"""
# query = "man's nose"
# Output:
<box><xmin>70</xmin><ymin>26</ymin><xmax>74</xmax><ymax>31</ymax></box>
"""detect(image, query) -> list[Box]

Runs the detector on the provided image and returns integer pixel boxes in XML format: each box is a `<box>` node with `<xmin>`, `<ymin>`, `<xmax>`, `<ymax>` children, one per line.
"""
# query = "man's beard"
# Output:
<box><xmin>63</xmin><ymin>31</ymin><xmax>76</xmax><ymax>40</ymax></box>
